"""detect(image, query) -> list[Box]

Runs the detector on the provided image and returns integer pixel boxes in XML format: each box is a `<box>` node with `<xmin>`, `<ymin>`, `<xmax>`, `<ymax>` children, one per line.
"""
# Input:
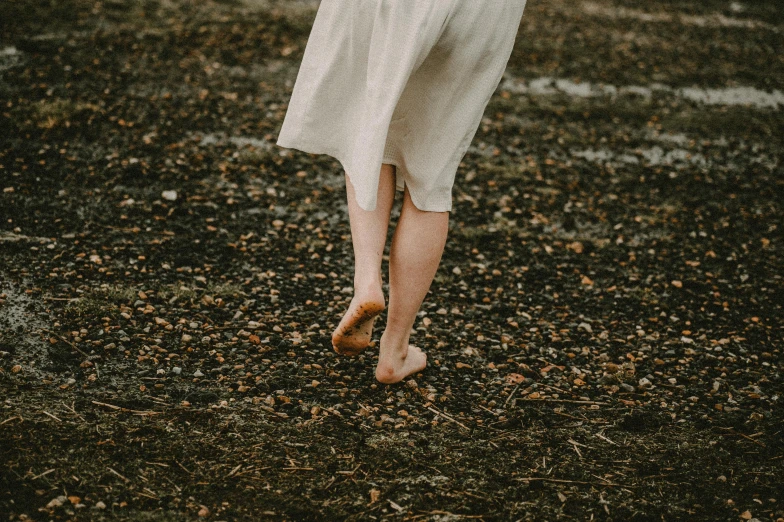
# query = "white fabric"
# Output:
<box><xmin>277</xmin><ymin>0</ymin><xmax>527</xmax><ymax>212</ymax></box>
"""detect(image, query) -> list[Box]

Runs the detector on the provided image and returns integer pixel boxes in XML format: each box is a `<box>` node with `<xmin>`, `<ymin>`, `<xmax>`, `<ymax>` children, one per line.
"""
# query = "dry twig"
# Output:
<box><xmin>426</xmin><ymin>405</ymin><xmax>470</xmax><ymax>431</ymax></box>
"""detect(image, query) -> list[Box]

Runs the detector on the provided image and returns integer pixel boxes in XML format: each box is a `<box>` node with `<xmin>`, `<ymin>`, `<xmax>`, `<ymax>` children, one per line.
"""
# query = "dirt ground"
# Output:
<box><xmin>1</xmin><ymin>0</ymin><xmax>783</xmax><ymax>520</ymax></box>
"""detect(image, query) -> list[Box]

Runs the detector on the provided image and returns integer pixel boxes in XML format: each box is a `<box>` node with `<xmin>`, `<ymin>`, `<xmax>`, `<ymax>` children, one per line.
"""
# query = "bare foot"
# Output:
<box><xmin>332</xmin><ymin>290</ymin><xmax>385</xmax><ymax>356</ymax></box>
<box><xmin>375</xmin><ymin>338</ymin><xmax>427</xmax><ymax>384</ymax></box>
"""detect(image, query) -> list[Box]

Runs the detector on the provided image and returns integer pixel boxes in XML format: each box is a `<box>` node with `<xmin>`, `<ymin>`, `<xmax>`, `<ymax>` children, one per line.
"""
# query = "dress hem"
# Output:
<box><xmin>276</xmin><ymin>136</ymin><xmax>453</xmax><ymax>213</ymax></box>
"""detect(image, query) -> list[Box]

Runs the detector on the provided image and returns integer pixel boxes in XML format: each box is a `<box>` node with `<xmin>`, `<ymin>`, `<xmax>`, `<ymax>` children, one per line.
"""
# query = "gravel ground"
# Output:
<box><xmin>1</xmin><ymin>0</ymin><xmax>782</xmax><ymax>520</ymax></box>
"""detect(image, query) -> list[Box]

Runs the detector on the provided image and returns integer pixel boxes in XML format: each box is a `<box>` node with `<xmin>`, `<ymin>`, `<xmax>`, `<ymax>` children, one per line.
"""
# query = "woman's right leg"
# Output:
<box><xmin>332</xmin><ymin>165</ymin><xmax>396</xmax><ymax>355</ymax></box>
<box><xmin>376</xmin><ymin>187</ymin><xmax>449</xmax><ymax>384</ymax></box>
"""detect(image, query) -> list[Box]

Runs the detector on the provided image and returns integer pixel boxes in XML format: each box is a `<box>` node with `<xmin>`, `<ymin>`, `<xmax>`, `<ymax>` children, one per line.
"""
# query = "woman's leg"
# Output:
<box><xmin>376</xmin><ymin>187</ymin><xmax>449</xmax><ymax>384</ymax></box>
<box><xmin>331</xmin><ymin>164</ymin><xmax>396</xmax><ymax>355</ymax></box>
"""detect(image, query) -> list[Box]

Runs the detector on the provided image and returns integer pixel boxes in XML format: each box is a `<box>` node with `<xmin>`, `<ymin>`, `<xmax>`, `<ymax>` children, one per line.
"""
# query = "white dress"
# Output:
<box><xmin>276</xmin><ymin>0</ymin><xmax>528</xmax><ymax>212</ymax></box>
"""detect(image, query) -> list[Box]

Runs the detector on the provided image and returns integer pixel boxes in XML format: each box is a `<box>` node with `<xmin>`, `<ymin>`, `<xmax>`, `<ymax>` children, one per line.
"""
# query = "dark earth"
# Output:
<box><xmin>1</xmin><ymin>0</ymin><xmax>783</xmax><ymax>520</ymax></box>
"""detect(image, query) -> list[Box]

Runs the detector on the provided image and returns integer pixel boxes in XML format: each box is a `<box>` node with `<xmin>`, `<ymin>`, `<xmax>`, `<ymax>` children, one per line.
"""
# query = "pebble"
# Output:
<box><xmin>94</xmin><ymin>501</ymin><xmax>106</xmax><ymax>509</ymax></box>
<box><xmin>172</xmin><ymin>367</ymin><xmax>182</xmax><ymax>375</ymax></box>
<box><xmin>193</xmin><ymin>370</ymin><xmax>204</xmax><ymax>377</ymax></box>
<box><xmin>620</xmin><ymin>383</ymin><xmax>635</xmax><ymax>392</ymax></box>
<box><xmin>47</xmin><ymin>496</ymin><xmax>67</xmax><ymax>508</ymax></box>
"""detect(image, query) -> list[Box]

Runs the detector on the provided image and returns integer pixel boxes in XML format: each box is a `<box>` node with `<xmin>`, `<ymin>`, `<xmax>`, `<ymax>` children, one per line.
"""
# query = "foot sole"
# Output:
<box><xmin>331</xmin><ymin>302</ymin><xmax>385</xmax><ymax>356</ymax></box>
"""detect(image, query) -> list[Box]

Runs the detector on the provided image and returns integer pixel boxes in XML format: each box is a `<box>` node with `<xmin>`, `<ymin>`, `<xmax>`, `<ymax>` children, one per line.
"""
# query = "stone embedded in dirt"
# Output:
<box><xmin>638</xmin><ymin>377</ymin><xmax>652</xmax><ymax>388</ymax></box>
<box><xmin>172</xmin><ymin>367</ymin><xmax>182</xmax><ymax>374</ymax></box>
<box><xmin>161</xmin><ymin>190</ymin><xmax>177</xmax><ymax>201</ymax></box>
<box><xmin>46</xmin><ymin>496</ymin><xmax>66</xmax><ymax>508</ymax></box>
<box><xmin>193</xmin><ymin>370</ymin><xmax>204</xmax><ymax>377</ymax></box>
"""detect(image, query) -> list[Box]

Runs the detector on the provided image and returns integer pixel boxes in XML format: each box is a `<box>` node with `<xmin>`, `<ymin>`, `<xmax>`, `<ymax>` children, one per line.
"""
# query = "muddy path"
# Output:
<box><xmin>1</xmin><ymin>0</ymin><xmax>782</xmax><ymax>520</ymax></box>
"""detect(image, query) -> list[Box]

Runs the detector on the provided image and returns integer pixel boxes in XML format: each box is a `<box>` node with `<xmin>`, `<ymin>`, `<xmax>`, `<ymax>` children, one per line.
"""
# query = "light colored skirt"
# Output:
<box><xmin>276</xmin><ymin>0</ymin><xmax>527</xmax><ymax>212</ymax></box>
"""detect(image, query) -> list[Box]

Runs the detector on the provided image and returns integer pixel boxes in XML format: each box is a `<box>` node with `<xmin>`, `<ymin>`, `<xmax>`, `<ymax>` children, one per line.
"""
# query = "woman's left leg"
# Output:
<box><xmin>375</xmin><ymin>186</ymin><xmax>449</xmax><ymax>383</ymax></box>
<box><xmin>332</xmin><ymin>164</ymin><xmax>397</xmax><ymax>355</ymax></box>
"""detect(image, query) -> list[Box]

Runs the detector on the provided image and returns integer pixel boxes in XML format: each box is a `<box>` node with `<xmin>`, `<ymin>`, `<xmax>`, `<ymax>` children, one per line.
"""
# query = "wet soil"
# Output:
<box><xmin>1</xmin><ymin>0</ymin><xmax>783</xmax><ymax>520</ymax></box>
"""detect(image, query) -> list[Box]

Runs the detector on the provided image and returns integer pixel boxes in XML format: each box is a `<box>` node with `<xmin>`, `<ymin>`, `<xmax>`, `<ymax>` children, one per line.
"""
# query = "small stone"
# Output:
<box><xmin>47</xmin><ymin>496</ymin><xmax>67</xmax><ymax>508</ymax></box>
<box><xmin>161</xmin><ymin>190</ymin><xmax>177</xmax><ymax>201</ymax></box>
<box><xmin>172</xmin><ymin>367</ymin><xmax>182</xmax><ymax>375</ymax></box>
<box><xmin>181</xmin><ymin>333</ymin><xmax>193</xmax><ymax>343</ymax></box>
<box><xmin>620</xmin><ymin>383</ymin><xmax>635</xmax><ymax>392</ymax></box>
<box><xmin>577</xmin><ymin>322</ymin><xmax>592</xmax><ymax>333</ymax></box>
<box><xmin>94</xmin><ymin>501</ymin><xmax>106</xmax><ymax>510</ymax></box>
<box><xmin>193</xmin><ymin>370</ymin><xmax>204</xmax><ymax>378</ymax></box>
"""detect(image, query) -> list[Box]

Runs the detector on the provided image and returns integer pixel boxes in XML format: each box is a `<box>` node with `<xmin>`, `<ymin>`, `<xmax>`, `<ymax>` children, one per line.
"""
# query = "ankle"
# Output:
<box><xmin>353</xmin><ymin>280</ymin><xmax>384</xmax><ymax>301</ymax></box>
<box><xmin>379</xmin><ymin>331</ymin><xmax>409</xmax><ymax>355</ymax></box>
